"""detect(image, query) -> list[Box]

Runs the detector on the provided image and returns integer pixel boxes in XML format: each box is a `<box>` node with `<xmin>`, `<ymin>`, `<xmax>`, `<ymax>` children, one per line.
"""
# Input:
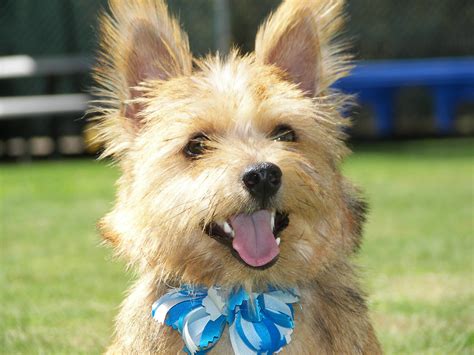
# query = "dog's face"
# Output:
<box><xmin>95</xmin><ymin>0</ymin><xmax>363</xmax><ymax>290</ymax></box>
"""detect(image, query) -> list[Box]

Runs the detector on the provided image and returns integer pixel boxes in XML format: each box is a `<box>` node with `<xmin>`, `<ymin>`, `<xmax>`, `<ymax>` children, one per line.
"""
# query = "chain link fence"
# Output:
<box><xmin>2</xmin><ymin>0</ymin><xmax>471</xmax><ymax>85</ymax></box>
<box><xmin>0</xmin><ymin>0</ymin><xmax>472</xmax><ymax>158</ymax></box>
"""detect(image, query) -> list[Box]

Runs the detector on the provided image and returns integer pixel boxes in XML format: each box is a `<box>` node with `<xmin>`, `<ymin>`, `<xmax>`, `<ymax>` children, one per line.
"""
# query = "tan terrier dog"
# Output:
<box><xmin>93</xmin><ymin>0</ymin><xmax>381</xmax><ymax>353</ymax></box>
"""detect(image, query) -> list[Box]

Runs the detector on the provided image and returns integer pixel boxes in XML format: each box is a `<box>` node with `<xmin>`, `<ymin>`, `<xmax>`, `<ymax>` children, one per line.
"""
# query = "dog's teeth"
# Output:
<box><xmin>276</xmin><ymin>237</ymin><xmax>281</xmax><ymax>246</ymax></box>
<box><xmin>271</xmin><ymin>211</ymin><xmax>276</xmax><ymax>231</ymax></box>
<box><xmin>223</xmin><ymin>222</ymin><xmax>233</xmax><ymax>235</ymax></box>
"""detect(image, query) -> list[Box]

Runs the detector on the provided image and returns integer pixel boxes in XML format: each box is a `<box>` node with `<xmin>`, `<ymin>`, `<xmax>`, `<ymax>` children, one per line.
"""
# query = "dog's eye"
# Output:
<box><xmin>184</xmin><ymin>134</ymin><xmax>209</xmax><ymax>158</ymax></box>
<box><xmin>271</xmin><ymin>124</ymin><xmax>297</xmax><ymax>142</ymax></box>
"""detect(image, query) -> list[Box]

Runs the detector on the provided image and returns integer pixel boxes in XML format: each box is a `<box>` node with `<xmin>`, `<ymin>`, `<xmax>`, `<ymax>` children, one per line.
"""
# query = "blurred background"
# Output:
<box><xmin>0</xmin><ymin>0</ymin><xmax>473</xmax><ymax>159</ymax></box>
<box><xmin>1</xmin><ymin>0</ymin><xmax>473</xmax><ymax>354</ymax></box>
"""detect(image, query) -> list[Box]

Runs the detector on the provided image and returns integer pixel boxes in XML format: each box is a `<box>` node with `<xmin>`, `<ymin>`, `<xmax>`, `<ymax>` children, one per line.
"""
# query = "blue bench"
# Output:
<box><xmin>334</xmin><ymin>58</ymin><xmax>474</xmax><ymax>136</ymax></box>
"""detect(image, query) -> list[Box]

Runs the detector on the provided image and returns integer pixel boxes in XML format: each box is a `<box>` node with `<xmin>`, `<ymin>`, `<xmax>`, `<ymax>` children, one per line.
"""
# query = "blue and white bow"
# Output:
<box><xmin>152</xmin><ymin>285</ymin><xmax>300</xmax><ymax>354</ymax></box>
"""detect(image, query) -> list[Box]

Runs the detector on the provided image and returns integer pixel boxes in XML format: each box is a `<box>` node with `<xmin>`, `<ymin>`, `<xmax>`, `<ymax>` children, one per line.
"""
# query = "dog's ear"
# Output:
<box><xmin>255</xmin><ymin>0</ymin><xmax>348</xmax><ymax>97</ymax></box>
<box><xmin>92</xmin><ymin>0</ymin><xmax>192</xmax><ymax>157</ymax></box>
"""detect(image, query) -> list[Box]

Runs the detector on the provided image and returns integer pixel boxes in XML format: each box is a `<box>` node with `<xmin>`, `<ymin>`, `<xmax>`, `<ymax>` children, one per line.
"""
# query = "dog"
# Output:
<box><xmin>92</xmin><ymin>0</ymin><xmax>382</xmax><ymax>353</ymax></box>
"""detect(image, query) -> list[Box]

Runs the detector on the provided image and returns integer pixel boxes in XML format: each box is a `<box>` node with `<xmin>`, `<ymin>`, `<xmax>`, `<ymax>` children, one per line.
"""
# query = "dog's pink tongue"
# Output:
<box><xmin>230</xmin><ymin>210</ymin><xmax>279</xmax><ymax>267</ymax></box>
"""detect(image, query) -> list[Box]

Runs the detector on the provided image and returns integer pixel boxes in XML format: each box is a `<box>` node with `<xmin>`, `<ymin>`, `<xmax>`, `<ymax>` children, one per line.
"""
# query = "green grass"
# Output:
<box><xmin>1</xmin><ymin>138</ymin><xmax>473</xmax><ymax>354</ymax></box>
<box><xmin>344</xmin><ymin>139</ymin><xmax>474</xmax><ymax>354</ymax></box>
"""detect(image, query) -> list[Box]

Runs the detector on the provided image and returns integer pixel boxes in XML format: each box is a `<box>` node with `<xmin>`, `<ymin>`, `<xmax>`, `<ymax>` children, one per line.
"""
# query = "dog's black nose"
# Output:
<box><xmin>242</xmin><ymin>162</ymin><xmax>282</xmax><ymax>203</ymax></box>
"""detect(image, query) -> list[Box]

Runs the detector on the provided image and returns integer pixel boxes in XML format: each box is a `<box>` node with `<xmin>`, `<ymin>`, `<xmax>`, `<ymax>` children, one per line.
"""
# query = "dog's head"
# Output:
<box><xmin>94</xmin><ymin>0</ymin><xmax>365</xmax><ymax>290</ymax></box>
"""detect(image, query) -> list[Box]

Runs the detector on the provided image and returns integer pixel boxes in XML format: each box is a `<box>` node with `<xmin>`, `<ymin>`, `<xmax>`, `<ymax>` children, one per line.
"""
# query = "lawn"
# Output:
<box><xmin>1</xmin><ymin>138</ymin><xmax>473</xmax><ymax>354</ymax></box>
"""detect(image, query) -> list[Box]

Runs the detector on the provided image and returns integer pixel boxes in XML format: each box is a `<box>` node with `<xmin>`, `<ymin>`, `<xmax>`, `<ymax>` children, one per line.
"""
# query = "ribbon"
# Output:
<box><xmin>152</xmin><ymin>285</ymin><xmax>300</xmax><ymax>354</ymax></box>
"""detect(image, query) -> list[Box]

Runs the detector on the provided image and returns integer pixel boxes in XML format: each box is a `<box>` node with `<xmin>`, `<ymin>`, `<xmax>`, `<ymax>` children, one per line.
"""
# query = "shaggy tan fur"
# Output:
<box><xmin>92</xmin><ymin>0</ymin><xmax>382</xmax><ymax>353</ymax></box>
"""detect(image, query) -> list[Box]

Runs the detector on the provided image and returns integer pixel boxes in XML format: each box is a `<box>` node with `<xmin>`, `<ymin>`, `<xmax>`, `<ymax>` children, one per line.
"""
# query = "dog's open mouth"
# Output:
<box><xmin>205</xmin><ymin>210</ymin><xmax>289</xmax><ymax>269</ymax></box>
